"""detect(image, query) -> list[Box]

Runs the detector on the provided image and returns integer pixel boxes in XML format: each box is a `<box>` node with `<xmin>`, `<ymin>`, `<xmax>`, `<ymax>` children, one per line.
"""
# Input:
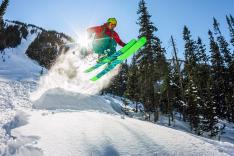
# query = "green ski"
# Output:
<box><xmin>90</xmin><ymin>36</ymin><xmax>147</xmax><ymax>81</ymax></box>
<box><xmin>84</xmin><ymin>39</ymin><xmax>137</xmax><ymax>73</ymax></box>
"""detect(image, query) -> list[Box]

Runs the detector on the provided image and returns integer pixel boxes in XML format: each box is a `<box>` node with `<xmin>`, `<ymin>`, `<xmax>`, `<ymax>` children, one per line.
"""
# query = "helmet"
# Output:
<box><xmin>107</xmin><ymin>18</ymin><xmax>117</xmax><ymax>25</ymax></box>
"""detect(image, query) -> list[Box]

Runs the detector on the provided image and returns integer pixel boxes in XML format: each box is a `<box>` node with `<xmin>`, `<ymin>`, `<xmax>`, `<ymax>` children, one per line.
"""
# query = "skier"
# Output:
<box><xmin>87</xmin><ymin>18</ymin><xmax>126</xmax><ymax>59</ymax></box>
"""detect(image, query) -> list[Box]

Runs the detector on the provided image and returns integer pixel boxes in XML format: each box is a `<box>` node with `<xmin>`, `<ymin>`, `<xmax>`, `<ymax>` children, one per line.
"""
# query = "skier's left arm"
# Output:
<box><xmin>113</xmin><ymin>32</ymin><xmax>126</xmax><ymax>47</ymax></box>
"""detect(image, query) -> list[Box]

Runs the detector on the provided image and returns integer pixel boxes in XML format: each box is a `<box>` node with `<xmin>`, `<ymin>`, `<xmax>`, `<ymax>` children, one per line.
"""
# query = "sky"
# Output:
<box><xmin>4</xmin><ymin>0</ymin><xmax>234</xmax><ymax>59</ymax></box>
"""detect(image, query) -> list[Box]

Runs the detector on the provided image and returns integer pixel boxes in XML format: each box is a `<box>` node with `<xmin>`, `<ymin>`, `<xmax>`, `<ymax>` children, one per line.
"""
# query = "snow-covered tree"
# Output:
<box><xmin>208</xmin><ymin>29</ymin><xmax>225</xmax><ymax>123</ymax></box>
<box><xmin>161</xmin><ymin>62</ymin><xmax>176</xmax><ymax>126</ymax></box>
<box><xmin>213</xmin><ymin>18</ymin><xmax>233</xmax><ymax>120</ymax></box>
<box><xmin>125</xmin><ymin>54</ymin><xmax>139</xmax><ymax>112</ymax></box>
<box><xmin>136</xmin><ymin>0</ymin><xmax>167</xmax><ymax>120</ymax></box>
<box><xmin>183</xmin><ymin>26</ymin><xmax>202</xmax><ymax>133</ymax></box>
<box><xmin>105</xmin><ymin>61</ymin><xmax>129</xmax><ymax>97</ymax></box>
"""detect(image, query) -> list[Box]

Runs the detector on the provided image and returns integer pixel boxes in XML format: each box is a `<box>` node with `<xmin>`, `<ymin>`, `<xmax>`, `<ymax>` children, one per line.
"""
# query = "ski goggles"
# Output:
<box><xmin>109</xmin><ymin>23</ymin><xmax>116</xmax><ymax>28</ymax></box>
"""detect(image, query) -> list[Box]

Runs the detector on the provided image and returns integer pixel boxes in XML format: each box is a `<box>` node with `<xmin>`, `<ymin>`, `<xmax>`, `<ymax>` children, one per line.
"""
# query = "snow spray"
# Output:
<box><xmin>30</xmin><ymin>45</ymin><xmax>120</xmax><ymax>101</ymax></box>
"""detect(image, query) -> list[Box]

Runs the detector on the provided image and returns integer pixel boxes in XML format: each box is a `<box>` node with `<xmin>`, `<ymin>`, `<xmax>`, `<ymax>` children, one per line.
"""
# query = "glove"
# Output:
<box><xmin>122</xmin><ymin>42</ymin><xmax>126</xmax><ymax>47</ymax></box>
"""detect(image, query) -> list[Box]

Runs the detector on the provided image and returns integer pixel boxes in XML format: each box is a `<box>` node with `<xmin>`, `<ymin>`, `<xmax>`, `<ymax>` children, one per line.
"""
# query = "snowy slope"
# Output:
<box><xmin>0</xmin><ymin>89</ymin><xmax>232</xmax><ymax>156</ymax></box>
<box><xmin>0</xmin><ymin>81</ymin><xmax>36</xmax><ymax>155</ymax></box>
<box><xmin>10</xmin><ymin>110</ymin><xmax>233</xmax><ymax>156</ymax></box>
<box><xmin>0</xmin><ymin>53</ymin><xmax>234</xmax><ymax>156</ymax></box>
<box><xmin>0</xmin><ymin>21</ymin><xmax>234</xmax><ymax>156</ymax></box>
<box><xmin>0</xmin><ymin>27</ymin><xmax>43</xmax><ymax>81</ymax></box>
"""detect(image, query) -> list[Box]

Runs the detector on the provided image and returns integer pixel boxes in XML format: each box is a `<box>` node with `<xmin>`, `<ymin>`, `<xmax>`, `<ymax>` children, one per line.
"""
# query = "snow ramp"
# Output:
<box><xmin>33</xmin><ymin>88</ymin><xmax>123</xmax><ymax>115</ymax></box>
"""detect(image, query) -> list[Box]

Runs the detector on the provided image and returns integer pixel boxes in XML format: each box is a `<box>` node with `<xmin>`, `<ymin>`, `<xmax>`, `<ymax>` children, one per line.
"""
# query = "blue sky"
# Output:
<box><xmin>4</xmin><ymin>0</ymin><xmax>234</xmax><ymax>59</ymax></box>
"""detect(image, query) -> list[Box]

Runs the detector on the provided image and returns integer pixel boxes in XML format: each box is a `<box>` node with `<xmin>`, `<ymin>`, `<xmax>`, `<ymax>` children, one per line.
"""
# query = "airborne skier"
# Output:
<box><xmin>87</xmin><ymin>18</ymin><xmax>126</xmax><ymax>58</ymax></box>
<box><xmin>85</xmin><ymin>18</ymin><xmax>147</xmax><ymax>81</ymax></box>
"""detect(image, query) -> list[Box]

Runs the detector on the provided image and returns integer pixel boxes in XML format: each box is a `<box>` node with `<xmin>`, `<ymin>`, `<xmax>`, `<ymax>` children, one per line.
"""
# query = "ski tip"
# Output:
<box><xmin>90</xmin><ymin>76</ymin><xmax>99</xmax><ymax>81</ymax></box>
<box><xmin>139</xmin><ymin>36</ymin><xmax>147</xmax><ymax>43</ymax></box>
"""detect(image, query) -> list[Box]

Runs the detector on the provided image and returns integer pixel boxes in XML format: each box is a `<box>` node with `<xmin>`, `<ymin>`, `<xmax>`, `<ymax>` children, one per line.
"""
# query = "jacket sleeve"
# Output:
<box><xmin>113</xmin><ymin>32</ymin><xmax>126</xmax><ymax>47</ymax></box>
<box><xmin>87</xmin><ymin>26</ymin><xmax>103</xmax><ymax>34</ymax></box>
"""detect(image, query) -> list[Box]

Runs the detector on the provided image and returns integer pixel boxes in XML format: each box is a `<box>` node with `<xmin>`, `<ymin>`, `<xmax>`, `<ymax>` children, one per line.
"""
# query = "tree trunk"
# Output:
<box><xmin>171</xmin><ymin>36</ymin><xmax>186</xmax><ymax>122</ymax></box>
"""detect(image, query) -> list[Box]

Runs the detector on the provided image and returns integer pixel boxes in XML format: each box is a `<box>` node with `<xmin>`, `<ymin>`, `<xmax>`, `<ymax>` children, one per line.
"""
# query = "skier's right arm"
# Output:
<box><xmin>87</xmin><ymin>26</ymin><xmax>103</xmax><ymax>35</ymax></box>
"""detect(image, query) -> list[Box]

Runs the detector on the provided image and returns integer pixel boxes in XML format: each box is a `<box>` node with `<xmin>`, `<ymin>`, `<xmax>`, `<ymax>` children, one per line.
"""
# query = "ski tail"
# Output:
<box><xmin>90</xmin><ymin>60</ymin><xmax>122</xmax><ymax>81</ymax></box>
<box><xmin>84</xmin><ymin>62</ymin><xmax>105</xmax><ymax>73</ymax></box>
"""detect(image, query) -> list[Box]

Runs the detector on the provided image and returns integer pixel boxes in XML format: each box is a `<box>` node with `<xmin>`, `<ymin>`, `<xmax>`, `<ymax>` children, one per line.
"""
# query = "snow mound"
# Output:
<box><xmin>33</xmin><ymin>88</ymin><xmax>123</xmax><ymax>114</ymax></box>
<box><xmin>10</xmin><ymin>110</ymin><xmax>233</xmax><ymax>156</ymax></box>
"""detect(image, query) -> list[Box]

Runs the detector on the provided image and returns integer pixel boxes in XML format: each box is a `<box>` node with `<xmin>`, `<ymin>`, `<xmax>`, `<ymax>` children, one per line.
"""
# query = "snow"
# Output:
<box><xmin>1</xmin><ymin>77</ymin><xmax>234</xmax><ymax>156</ymax></box>
<box><xmin>9</xmin><ymin>112</ymin><xmax>234</xmax><ymax>156</ymax></box>
<box><xmin>33</xmin><ymin>88</ymin><xmax>123</xmax><ymax>114</ymax></box>
<box><xmin>30</xmin><ymin>44</ymin><xmax>120</xmax><ymax>101</ymax></box>
<box><xmin>1</xmin><ymin>85</ymin><xmax>233</xmax><ymax>155</ymax></box>
<box><xmin>8</xmin><ymin>109</ymin><xmax>233</xmax><ymax>156</ymax></box>
<box><xmin>103</xmin><ymin>94</ymin><xmax>144</xmax><ymax>112</ymax></box>
<box><xmin>218</xmin><ymin>120</ymin><xmax>234</xmax><ymax>144</ymax></box>
<box><xmin>0</xmin><ymin>81</ymin><xmax>36</xmax><ymax>155</ymax></box>
<box><xmin>157</xmin><ymin>114</ymin><xmax>192</xmax><ymax>132</ymax></box>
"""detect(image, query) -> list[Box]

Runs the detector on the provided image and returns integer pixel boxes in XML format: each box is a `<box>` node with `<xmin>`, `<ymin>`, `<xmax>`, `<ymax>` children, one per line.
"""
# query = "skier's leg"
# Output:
<box><xmin>94</xmin><ymin>37</ymin><xmax>111</xmax><ymax>62</ymax></box>
<box><xmin>92</xmin><ymin>37</ymin><xmax>110</xmax><ymax>54</ymax></box>
<box><xmin>107</xmin><ymin>39</ymin><xmax>117</xmax><ymax>57</ymax></box>
<box><xmin>92</xmin><ymin>41</ymin><xmax>104</xmax><ymax>55</ymax></box>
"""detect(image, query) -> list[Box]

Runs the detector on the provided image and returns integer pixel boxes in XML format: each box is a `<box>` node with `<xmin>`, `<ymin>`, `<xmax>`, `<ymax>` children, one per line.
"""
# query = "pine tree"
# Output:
<box><xmin>183</xmin><ymin>26</ymin><xmax>198</xmax><ymax>73</ymax></box>
<box><xmin>106</xmin><ymin>62</ymin><xmax>129</xmax><ymax>97</ymax></box>
<box><xmin>213</xmin><ymin>18</ymin><xmax>232</xmax><ymax>67</ymax></box>
<box><xmin>195</xmin><ymin>37</ymin><xmax>213</xmax><ymax>135</ymax></box>
<box><xmin>196</xmin><ymin>37</ymin><xmax>210</xmax><ymax>107</ymax></box>
<box><xmin>196</xmin><ymin>37</ymin><xmax>209</xmax><ymax>101</ymax></box>
<box><xmin>225</xmin><ymin>15</ymin><xmax>234</xmax><ymax>121</ymax></box>
<box><xmin>230</xmin><ymin>14</ymin><xmax>234</xmax><ymax>24</ymax></box>
<box><xmin>226</xmin><ymin>15</ymin><xmax>234</xmax><ymax>48</ymax></box>
<box><xmin>213</xmin><ymin>18</ymin><xmax>232</xmax><ymax>120</ymax></box>
<box><xmin>125</xmin><ymin>54</ymin><xmax>139</xmax><ymax>112</ymax></box>
<box><xmin>196</xmin><ymin>37</ymin><xmax>209</xmax><ymax>64</ymax></box>
<box><xmin>117</xmin><ymin>62</ymin><xmax>129</xmax><ymax>96</ymax></box>
<box><xmin>194</xmin><ymin>37</ymin><xmax>213</xmax><ymax>135</ymax></box>
<box><xmin>161</xmin><ymin>62</ymin><xmax>176</xmax><ymax>126</ymax></box>
<box><xmin>183</xmin><ymin>26</ymin><xmax>201</xmax><ymax>133</ymax></box>
<box><xmin>186</xmin><ymin>79</ymin><xmax>203</xmax><ymax>134</ymax></box>
<box><xmin>201</xmin><ymin>75</ymin><xmax>219</xmax><ymax>138</ymax></box>
<box><xmin>170</xmin><ymin>36</ymin><xmax>185</xmax><ymax>121</ymax></box>
<box><xmin>0</xmin><ymin>0</ymin><xmax>9</xmax><ymax>30</ymax></box>
<box><xmin>136</xmin><ymin>0</ymin><xmax>166</xmax><ymax>121</ymax></box>
<box><xmin>208</xmin><ymin>30</ymin><xmax>225</xmax><ymax>122</ymax></box>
